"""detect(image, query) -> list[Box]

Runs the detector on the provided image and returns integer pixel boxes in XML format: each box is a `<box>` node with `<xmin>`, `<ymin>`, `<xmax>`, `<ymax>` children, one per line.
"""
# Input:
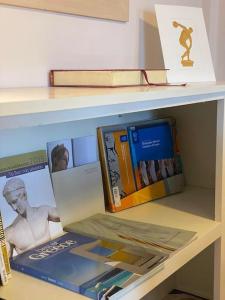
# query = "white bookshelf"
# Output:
<box><xmin>0</xmin><ymin>83</ymin><xmax>225</xmax><ymax>300</ymax></box>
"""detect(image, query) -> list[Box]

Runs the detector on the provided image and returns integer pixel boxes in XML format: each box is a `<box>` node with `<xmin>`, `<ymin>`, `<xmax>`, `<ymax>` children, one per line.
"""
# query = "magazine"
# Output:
<box><xmin>0</xmin><ymin>150</ymin><xmax>63</xmax><ymax>257</ymax></box>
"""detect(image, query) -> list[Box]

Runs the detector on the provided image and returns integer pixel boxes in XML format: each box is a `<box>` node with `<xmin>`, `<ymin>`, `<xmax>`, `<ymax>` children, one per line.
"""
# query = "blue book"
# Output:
<box><xmin>128</xmin><ymin>119</ymin><xmax>183</xmax><ymax>191</ymax></box>
<box><xmin>11</xmin><ymin>231</ymin><xmax>163</xmax><ymax>299</ymax></box>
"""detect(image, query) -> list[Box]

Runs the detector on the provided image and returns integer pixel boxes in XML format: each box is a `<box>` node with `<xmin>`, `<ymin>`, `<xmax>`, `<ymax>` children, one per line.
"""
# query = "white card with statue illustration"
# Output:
<box><xmin>0</xmin><ymin>150</ymin><xmax>63</xmax><ymax>256</ymax></box>
<box><xmin>155</xmin><ymin>5</ymin><xmax>215</xmax><ymax>83</ymax></box>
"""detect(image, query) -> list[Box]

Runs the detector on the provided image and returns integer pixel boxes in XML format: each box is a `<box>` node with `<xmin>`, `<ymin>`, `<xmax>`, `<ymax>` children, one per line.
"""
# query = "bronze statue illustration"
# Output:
<box><xmin>173</xmin><ymin>21</ymin><xmax>194</xmax><ymax>67</ymax></box>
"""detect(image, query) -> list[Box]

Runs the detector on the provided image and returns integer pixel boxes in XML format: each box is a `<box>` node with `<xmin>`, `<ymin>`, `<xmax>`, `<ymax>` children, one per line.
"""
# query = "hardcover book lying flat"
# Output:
<box><xmin>98</xmin><ymin>118</ymin><xmax>184</xmax><ymax>212</ymax></box>
<box><xmin>49</xmin><ymin>69</ymin><xmax>167</xmax><ymax>87</ymax></box>
<box><xmin>11</xmin><ymin>231</ymin><xmax>166</xmax><ymax>299</ymax></box>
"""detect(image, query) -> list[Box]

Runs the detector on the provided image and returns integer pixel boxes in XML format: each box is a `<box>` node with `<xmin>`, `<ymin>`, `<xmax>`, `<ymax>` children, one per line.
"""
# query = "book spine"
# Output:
<box><xmin>97</xmin><ymin>128</ymin><xmax>115</xmax><ymax>211</ymax></box>
<box><xmin>49</xmin><ymin>70</ymin><xmax>54</xmax><ymax>86</ymax></box>
<box><xmin>0</xmin><ymin>246</ymin><xmax>8</xmax><ymax>285</ymax></box>
<box><xmin>127</xmin><ymin>128</ymin><xmax>142</xmax><ymax>190</ymax></box>
<box><xmin>0</xmin><ymin>212</ymin><xmax>11</xmax><ymax>280</ymax></box>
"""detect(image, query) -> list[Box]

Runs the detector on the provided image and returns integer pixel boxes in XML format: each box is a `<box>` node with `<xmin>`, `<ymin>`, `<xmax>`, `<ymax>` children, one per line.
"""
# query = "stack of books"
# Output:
<box><xmin>98</xmin><ymin>117</ymin><xmax>184</xmax><ymax>212</ymax></box>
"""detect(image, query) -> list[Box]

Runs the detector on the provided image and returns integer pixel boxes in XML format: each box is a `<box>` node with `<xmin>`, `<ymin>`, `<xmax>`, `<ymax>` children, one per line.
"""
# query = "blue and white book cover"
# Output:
<box><xmin>11</xmin><ymin>232</ymin><xmax>148</xmax><ymax>299</ymax></box>
<box><xmin>128</xmin><ymin>119</ymin><xmax>181</xmax><ymax>190</ymax></box>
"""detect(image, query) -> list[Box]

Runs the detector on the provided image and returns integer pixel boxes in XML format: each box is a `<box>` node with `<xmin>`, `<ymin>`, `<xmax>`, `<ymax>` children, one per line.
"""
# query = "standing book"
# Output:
<box><xmin>0</xmin><ymin>150</ymin><xmax>63</xmax><ymax>258</ymax></box>
<box><xmin>98</xmin><ymin>127</ymin><xmax>136</xmax><ymax>211</ymax></box>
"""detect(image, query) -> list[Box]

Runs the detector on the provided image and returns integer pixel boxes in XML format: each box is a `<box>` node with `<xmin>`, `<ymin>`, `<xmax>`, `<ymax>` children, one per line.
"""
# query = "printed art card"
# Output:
<box><xmin>155</xmin><ymin>4</ymin><xmax>216</xmax><ymax>83</ymax></box>
<box><xmin>47</xmin><ymin>139</ymin><xmax>73</xmax><ymax>173</ymax></box>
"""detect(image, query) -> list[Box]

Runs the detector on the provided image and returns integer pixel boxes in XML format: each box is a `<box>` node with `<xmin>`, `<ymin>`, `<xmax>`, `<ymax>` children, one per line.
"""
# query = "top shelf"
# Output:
<box><xmin>0</xmin><ymin>82</ymin><xmax>225</xmax><ymax>129</ymax></box>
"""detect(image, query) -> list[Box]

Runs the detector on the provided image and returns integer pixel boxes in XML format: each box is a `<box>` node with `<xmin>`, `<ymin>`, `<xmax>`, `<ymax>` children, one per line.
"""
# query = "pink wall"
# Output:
<box><xmin>0</xmin><ymin>0</ymin><xmax>212</xmax><ymax>88</ymax></box>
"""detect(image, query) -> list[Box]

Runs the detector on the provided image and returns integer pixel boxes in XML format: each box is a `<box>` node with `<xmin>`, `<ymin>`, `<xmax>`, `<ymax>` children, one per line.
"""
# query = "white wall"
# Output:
<box><xmin>0</xmin><ymin>0</ymin><xmax>204</xmax><ymax>88</ymax></box>
<box><xmin>202</xmin><ymin>0</ymin><xmax>224</xmax><ymax>81</ymax></box>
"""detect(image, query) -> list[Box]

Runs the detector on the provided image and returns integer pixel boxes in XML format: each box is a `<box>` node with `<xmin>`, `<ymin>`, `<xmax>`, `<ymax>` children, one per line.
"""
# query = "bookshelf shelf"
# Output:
<box><xmin>0</xmin><ymin>83</ymin><xmax>225</xmax><ymax>129</ymax></box>
<box><xmin>1</xmin><ymin>270</ymin><xmax>88</xmax><ymax>300</ymax></box>
<box><xmin>0</xmin><ymin>83</ymin><xmax>225</xmax><ymax>300</ymax></box>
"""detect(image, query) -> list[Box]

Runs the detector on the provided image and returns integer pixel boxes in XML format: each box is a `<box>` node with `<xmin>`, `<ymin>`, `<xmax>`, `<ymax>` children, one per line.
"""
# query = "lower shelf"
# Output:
<box><xmin>0</xmin><ymin>186</ymin><xmax>221</xmax><ymax>300</ymax></box>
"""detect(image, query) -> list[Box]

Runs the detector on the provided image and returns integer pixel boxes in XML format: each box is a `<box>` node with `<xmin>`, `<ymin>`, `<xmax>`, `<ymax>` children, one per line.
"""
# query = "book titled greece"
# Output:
<box><xmin>10</xmin><ymin>232</ymin><xmax>139</xmax><ymax>299</ymax></box>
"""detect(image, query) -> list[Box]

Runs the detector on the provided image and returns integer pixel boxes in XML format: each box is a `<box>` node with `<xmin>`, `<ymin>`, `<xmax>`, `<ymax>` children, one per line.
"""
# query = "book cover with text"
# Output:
<box><xmin>0</xmin><ymin>150</ymin><xmax>63</xmax><ymax>257</ymax></box>
<box><xmin>128</xmin><ymin>119</ymin><xmax>184</xmax><ymax>197</ymax></box>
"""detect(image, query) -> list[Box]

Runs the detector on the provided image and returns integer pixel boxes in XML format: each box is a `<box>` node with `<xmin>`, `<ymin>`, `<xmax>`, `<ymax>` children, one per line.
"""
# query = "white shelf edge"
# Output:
<box><xmin>0</xmin><ymin>83</ymin><xmax>225</xmax><ymax>129</ymax></box>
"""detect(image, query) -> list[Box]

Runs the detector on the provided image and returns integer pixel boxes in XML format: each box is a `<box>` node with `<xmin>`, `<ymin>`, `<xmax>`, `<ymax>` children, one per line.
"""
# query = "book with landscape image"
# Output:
<box><xmin>49</xmin><ymin>69</ymin><xmax>167</xmax><ymax>87</ymax></box>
